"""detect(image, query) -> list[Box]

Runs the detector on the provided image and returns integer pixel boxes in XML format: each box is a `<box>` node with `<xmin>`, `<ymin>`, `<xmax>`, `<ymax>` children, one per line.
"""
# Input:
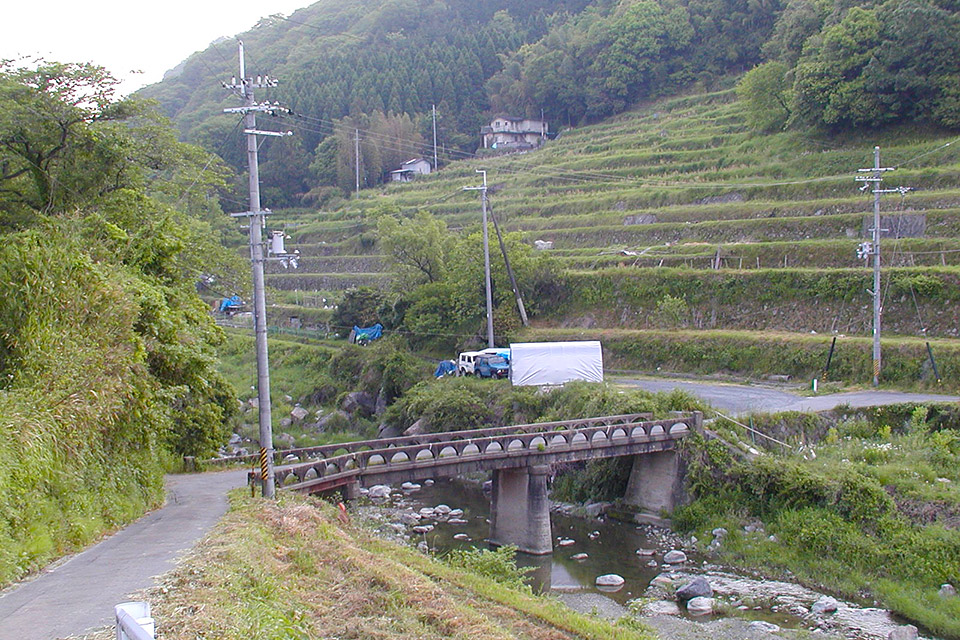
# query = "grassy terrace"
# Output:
<box><xmin>260</xmin><ymin>85</ymin><xmax>960</xmax><ymax>388</ymax></box>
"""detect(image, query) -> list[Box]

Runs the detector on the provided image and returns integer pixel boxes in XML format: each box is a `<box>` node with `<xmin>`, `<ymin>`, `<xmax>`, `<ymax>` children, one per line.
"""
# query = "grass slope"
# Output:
<box><xmin>104</xmin><ymin>492</ymin><xmax>654</xmax><ymax>640</ymax></box>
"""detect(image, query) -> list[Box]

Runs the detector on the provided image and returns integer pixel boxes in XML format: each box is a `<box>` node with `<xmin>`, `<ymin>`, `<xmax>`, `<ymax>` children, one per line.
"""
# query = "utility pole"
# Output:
<box><xmin>222</xmin><ymin>41</ymin><xmax>293</xmax><ymax>498</ymax></box>
<box><xmin>355</xmin><ymin>129</ymin><xmax>361</xmax><ymax>198</ymax></box>
<box><xmin>464</xmin><ymin>170</ymin><xmax>495</xmax><ymax>347</ymax></box>
<box><xmin>855</xmin><ymin>147</ymin><xmax>910</xmax><ymax>387</ymax></box>
<box><xmin>432</xmin><ymin>104</ymin><xmax>438</xmax><ymax>171</ymax></box>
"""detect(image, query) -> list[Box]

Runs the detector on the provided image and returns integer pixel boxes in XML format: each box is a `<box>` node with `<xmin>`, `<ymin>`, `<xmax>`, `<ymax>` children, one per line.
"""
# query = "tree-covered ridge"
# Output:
<box><xmin>739</xmin><ymin>0</ymin><xmax>960</xmax><ymax>130</ymax></box>
<box><xmin>0</xmin><ymin>61</ymin><xmax>241</xmax><ymax>586</ymax></box>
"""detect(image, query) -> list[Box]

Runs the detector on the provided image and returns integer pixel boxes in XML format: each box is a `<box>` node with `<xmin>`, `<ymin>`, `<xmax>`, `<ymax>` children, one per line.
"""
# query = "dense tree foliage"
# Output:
<box><xmin>739</xmin><ymin>0</ymin><xmax>960</xmax><ymax>129</ymax></box>
<box><xmin>0</xmin><ymin>61</ymin><xmax>241</xmax><ymax>585</ymax></box>
<box><xmin>139</xmin><ymin>0</ymin><xmax>960</xmax><ymax>200</ymax></box>
<box><xmin>375</xmin><ymin>210</ymin><xmax>559</xmax><ymax>348</ymax></box>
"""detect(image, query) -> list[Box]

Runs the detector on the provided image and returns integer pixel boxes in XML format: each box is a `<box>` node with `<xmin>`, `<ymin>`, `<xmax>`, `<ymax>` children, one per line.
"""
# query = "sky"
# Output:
<box><xmin>3</xmin><ymin>1</ymin><xmax>310</xmax><ymax>95</ymax></box>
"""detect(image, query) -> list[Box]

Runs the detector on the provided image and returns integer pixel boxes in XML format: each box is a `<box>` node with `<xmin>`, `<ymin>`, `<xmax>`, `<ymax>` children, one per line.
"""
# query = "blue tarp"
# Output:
<box><xmin>218</xmin><ymin>296</ymin><xmax>243</xmax><ymax>313</ymax></box>
<box><xmin>353</xmin><ymin>323</ymin><xmax>383</xmax><ymax>343</ymax></box>
<box><xmin>434</xmin><ymin>360</ymin><xmax>457</xmax><ymax>377</ymax></box>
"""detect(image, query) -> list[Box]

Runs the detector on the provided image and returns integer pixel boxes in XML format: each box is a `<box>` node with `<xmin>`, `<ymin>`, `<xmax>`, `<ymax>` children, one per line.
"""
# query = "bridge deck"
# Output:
<box><xmin>273</xmin><ymin>413</ymin><xmax>701</xmax><ymax>494</ymax></box>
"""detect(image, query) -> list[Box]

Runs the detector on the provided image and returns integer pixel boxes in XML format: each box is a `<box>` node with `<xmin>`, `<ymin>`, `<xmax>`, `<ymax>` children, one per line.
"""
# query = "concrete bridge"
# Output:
<box><xmin>270</xmin><ymin>412</ymin><xmax>702</xmax><ymax>554</ymax></box>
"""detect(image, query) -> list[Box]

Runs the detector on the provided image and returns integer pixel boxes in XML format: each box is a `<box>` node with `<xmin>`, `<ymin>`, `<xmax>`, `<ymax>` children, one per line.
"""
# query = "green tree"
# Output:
<box><xmin>377</xmin><ymin>210</ymin><xmax>453</xmax><ymax>286</ymax></box>
<box><xmin>737</xmin><ymin>61</ymin><xmax>793</xmax><ymax>131</ymax></box>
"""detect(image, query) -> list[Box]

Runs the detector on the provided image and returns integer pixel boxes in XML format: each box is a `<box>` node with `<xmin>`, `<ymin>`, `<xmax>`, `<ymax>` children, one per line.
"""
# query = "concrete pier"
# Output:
<box><xmin>623</xmin><ymin>450</ymin><xmax>685</xmax><ymax>524</ymax></box>
<box><xmin>489</xmin><ymin>464</ymin><xmax>553</xmax><ymax>555</ymax></box>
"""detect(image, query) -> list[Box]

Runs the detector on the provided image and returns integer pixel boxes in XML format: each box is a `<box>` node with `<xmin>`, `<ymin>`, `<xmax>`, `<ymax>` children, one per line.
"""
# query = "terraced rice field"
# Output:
<box><xmin>263</xmin><ymin>88</ymin><xmax>960</xmax><ymax>387</ymax></box>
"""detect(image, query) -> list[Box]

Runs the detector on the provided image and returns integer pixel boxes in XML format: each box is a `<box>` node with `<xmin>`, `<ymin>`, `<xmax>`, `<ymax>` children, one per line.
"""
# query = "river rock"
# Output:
<box><xmin>588</xmin><ymin>530</ymin><xmax>600</xmax><ymax>540</ymax></box>
<box><xmin>419</xmin><ymin>507</ymin><xmax>435</xmax><ymax>518</ymax></box>
<box><xmin>640</xmin><ymin>600</ymin><xmax>681</xmax><ymax>616</ymax></box>
<box><xmin>663</xmin><ymin>550</ymin><xmax>687</xmax><ymax>564</ymax></box>
<box><xmin>448</xmin><ymin>518</ymin><xmax>468</xmax><ymax>525</ymax></box>
<box><xmin>342</xmin><ymin>391</ymin><xmax>377</xmax><ymax>417</ymax></box>
<box><xmin>571</xmin><ymin>553</ymin><xmax>589</xmax><ymax>561</ymax></box>
<box><xmin>940</xmin><ymin>583</ymin><xmax>957</xmax><ymax>598</ymax></box>
<box><xmin>435</xmin><ymin>504</ymin><xmax>452</xmax><ymax>515</ymax></box>
<box><xmin>448</xmin><ymin>508</ymin><xmax>463</xmax><ymax>517</ymax></box>
<box><xmin>453</xmin><ymin>533</ymin><xmax>470</xmax><ymax>541</ymax></box>
<box><xmin>400</xmin><ymin>512</ymin><xmax>420</xmax><ymax>525</ymax></box>
<box><xmin>636</xmin><ymin>548</ymin><xmax>657</xmax><ymax>556</ymax></box>
<box><xmin>558</xmin><ymin>538</ymin><xmax>576</xmax><ymax>547</ymax></box>
<box><xmin>646</xmin><ymin>559</ymin><xmax>658</xmax><ymax>567</ymax></box>
<box><xmin>368</xmin><ymin>484</ymin><xmax>392</xmax><ymax>499</ymax></box>
<box><xmin>584</xmin><ymin>501</ymin><xmax>612</xmax><ymax>518</ymax></box>
<box><xmin>424</xmin><ymin>479</ymin><xmax>435</xmax><ymax>486</ymax></box>
<box><xmin>403</xmin><ymin>418</ymin><xmax>429</xmax><ymax>436</ymax></box>
<box><xmin>412</xmin><ymin>524</ymin><xmax>434</xmax><ymax>534</ymax></box>
<box><xmin>749</xmin><ymin>621</ymin><xmax>781</xmax><ymax>633</ymax></box>
<box><xmin>401</xmin><ymin>482</ymin><xmax>421</xmax><ymax>492</ymax></box>
<box><xmin>596</xmin><ymin>574</ymin><xmax>625</xmax><ymax>588</ymax></box>
<box><xmin>888</xmin><ymin>625</ymin><xmax>918</xmax><ymax>640</ymax></box>
<box><xmin>676</xmin><ymin>577</ymin><xmax>713</xmax><ymax>601</ymax></box>
<box><xmin>812</xmin><ymin>595</ymin><xmax>839</xmax><ymax>614</ymax></box>
<box><xmin>686</xmin><ymin>596</ymin><xmax>714</xmax><ymax>616</ymax></box>
<box><xmin>711</xmin><ymin>527</ymin><xmax>728</xmax><ymax>538</ymax></box>
<box><xmin>650</xmin><ymin>574</ymin><xmax>674</xmax><ymax>589</ymax></box>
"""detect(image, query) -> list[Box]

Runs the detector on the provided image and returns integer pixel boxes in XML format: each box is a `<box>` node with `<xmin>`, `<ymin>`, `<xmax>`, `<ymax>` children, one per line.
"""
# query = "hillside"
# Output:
<box><xmin>263</xmin><ymin>87</ymin><xmax>960</xmax><ymax>388</ymax></box>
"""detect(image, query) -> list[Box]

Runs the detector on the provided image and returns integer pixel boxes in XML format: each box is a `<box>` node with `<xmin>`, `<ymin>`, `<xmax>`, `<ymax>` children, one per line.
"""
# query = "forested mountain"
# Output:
<box><xmin>140</xmin><ymin>0</ymin><xmax>960</xmax><ymax>208</ymax></box>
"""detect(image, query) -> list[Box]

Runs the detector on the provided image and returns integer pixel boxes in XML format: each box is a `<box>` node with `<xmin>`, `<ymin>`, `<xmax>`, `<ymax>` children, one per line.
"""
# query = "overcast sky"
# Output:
<box><xmin>3</xmin><ymin>1</ymin><xmax>309</xmax><ymax>95</ymax></box>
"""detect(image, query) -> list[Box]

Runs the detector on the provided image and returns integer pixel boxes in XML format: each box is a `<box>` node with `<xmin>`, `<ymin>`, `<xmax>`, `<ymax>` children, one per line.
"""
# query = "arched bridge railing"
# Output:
<box><xmin>274</xmin><ymin>412</ymin><xmax>700</xmax><ymax>494</ymax></box>
<box><xmin>275</xmin><ymin>413</ymin><xmax>654</xmax><ymax>464</ymax></box>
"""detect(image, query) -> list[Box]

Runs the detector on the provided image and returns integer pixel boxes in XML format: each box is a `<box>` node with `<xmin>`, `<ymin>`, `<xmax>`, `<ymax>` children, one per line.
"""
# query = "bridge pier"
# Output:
<box><xmin>489</xmin><ymin>465</ymin><xmax>553</xmax><ymax>555</ymax></box>
<box><xmin>623</xmin><ymin>450</ymin><xmax>686</xmax><ymax>525</ymax></box>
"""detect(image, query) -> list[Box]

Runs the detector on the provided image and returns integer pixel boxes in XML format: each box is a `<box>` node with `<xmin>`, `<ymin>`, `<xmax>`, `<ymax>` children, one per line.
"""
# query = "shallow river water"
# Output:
<box><xmin>359</xmin><ymin>478</ymin><xmax>932</xmax><ymax>640</ymax></box>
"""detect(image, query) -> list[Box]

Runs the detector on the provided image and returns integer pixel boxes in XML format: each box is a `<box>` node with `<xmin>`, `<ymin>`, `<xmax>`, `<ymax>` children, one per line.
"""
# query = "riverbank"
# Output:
<box><xmin>73</xmin><ymin>491</ymin><xmax>657</xmax><ymax>640</ymax></box>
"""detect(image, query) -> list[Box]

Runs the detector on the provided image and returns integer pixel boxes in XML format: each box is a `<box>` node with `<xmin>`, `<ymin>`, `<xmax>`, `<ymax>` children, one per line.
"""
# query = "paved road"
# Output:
<box><xmin>0</xmin><ymin>469</ymin><xmax>246</xmax><ymax>640</ymax></box>
<box><xmin>620</xmin><ymin>378</ymin><xmax>959</xmax><ymax>415</ymax></box>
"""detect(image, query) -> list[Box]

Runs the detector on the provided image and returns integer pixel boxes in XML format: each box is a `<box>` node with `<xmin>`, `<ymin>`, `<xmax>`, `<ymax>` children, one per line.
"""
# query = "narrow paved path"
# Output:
<box><xmin>619</xmin><ymin>377</ymin><xmax>958</xmax><ymax>414</ymax></box>
<box><xmin>0</xmin><ymin>469</ymin><xmax>246</xmax><ymax>640</ymax></box>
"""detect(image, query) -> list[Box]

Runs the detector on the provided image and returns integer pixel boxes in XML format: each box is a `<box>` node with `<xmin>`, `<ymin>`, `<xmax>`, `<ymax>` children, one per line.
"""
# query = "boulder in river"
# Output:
<box><xmin>571</xmin><ymin>553</ymin><xmax>589</xmax><ymax>561</ymax></box>
<box><xmin>596</xmin><ymin>574</ymin><xmax>625</xmax><ymax>588</ymax></box>
<box><xmin>812</xmin><ymin>595</ymin><xmax>839</xmax><ymax>614</ymax></box>
<box><xmin>686</xmin><ymin>596</ymin><xmax>714</xmax><ymax>616</ymax></box>
<box><xmin>888</xmin><ymin>625</ymin><xmax>918</xmax><ymax>640</ymax></box>
<box><xmin>368</xmin><ymin>485</ymin><xmax>392</xmax><ymax>499</ymax></box>
<box><xmin>663</xmin><ymin>550</ymin><xmax>687</xmax><ymax>564</ymax></box>
<box><xmin>676</xmin><ymin>577</ymin><xmax>713</xmax><ymax>601</ymax></box>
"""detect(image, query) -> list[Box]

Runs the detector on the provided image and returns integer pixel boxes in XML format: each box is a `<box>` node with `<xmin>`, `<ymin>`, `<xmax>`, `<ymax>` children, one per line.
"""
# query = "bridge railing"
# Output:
<box><xmin>279</xmin><ymin>413</ymin><xmax>656</xmax><ymax>461</ymax></box>
<box><xmin>275</xmin><ymin>413</ymin><xmax>700</xmax><ymax>493</ymax></box>
<box><xmin>204</xmin><ymin>413</ymin><xmax>656</xmax><ymax>468</ymax></box>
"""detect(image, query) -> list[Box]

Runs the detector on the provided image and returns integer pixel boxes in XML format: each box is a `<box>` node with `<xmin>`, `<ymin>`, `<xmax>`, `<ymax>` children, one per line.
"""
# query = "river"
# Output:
<box><xmin>358</xmin><ymin>477</ymin><xmax>933</xmax><ymax>640</ymax></box>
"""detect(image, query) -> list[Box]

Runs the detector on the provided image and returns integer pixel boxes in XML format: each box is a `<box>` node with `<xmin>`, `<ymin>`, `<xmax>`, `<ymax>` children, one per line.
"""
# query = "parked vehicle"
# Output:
<box><xmin>474</xmin><ymin>354</ymin><xmax>509</xmax><ymax>379</ymax></box>
<box><xmin>457</xmin><ymin>351</ymin><xmax>483</xmax><ymax>375</ymax></box>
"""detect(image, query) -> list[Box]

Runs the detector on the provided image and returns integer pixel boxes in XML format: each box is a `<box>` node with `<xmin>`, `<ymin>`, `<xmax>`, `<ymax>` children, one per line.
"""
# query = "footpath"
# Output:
<box><xmin>0</xmin><ymin>469</ymin><xmax>246</xmax><ymax>640</ymax></box>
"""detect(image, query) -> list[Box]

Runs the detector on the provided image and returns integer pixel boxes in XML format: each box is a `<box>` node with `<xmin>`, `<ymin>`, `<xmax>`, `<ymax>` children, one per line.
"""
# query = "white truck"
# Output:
<box><xmin>508</xmin><ymin>340</ymin><xmax>603</xmax><ymax>386</ymax></box>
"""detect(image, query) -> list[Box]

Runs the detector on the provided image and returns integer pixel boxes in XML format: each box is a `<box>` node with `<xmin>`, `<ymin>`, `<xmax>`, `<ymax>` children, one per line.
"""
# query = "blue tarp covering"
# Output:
<box><xmin>218</xmin><ymin>295</ymin><xmax>243</xmax><ymax>313</ymax></box>
<box><xmin>434</xmin><ymin>360</ymin><xmax>457</xmax><ymax>377</ymax></box>
<box><xmin>353</xmin><ymin>323</ymin><xmax>383</xmax><ymax>343</ymax></box>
